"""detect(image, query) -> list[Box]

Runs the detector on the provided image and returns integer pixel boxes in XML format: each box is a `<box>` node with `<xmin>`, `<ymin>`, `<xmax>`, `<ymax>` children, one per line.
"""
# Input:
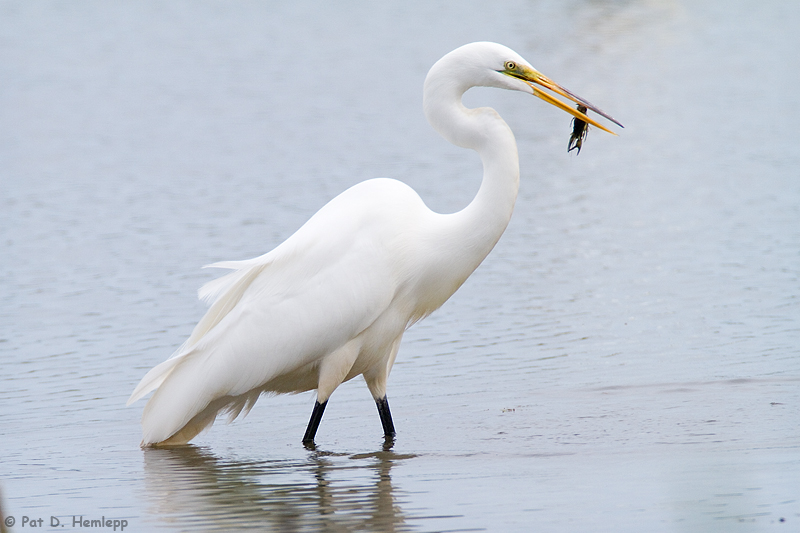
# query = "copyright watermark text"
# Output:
<box><xmin>4</xmin><ymin>515</ymin><xmax>128</xmax><ymax>530</ymax></box>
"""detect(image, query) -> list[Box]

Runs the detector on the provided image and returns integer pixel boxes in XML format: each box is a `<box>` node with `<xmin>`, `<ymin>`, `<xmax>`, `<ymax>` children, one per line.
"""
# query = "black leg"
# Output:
<box><xmin>375</xmin><ymin>396</ymin><xmax>396</xmax><ymax>439</ymax></box>
<box><xmin>303</xmin><ymin>400</ymin><xmax>328</xmax><ymax>445</ymax></box>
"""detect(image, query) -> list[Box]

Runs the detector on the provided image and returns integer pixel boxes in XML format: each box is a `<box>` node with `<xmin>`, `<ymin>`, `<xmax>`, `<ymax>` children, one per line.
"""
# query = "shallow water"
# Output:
<box><xmin>2</xmin><ymin>1</ymin><xmax>799</xmax><ymax>531</ymax></box>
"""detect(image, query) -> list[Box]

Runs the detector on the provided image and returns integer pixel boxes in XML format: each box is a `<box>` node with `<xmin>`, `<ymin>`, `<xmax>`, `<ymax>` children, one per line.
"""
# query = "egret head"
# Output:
<box><xmin>426</xmin><ymin>42</ymin><xmax>622</xmax><ymax>135</ymax></box>
<box><xmin>498</xmin><ymin>57</ymin><xmax>622</xmax><ymax>134</ymax></box>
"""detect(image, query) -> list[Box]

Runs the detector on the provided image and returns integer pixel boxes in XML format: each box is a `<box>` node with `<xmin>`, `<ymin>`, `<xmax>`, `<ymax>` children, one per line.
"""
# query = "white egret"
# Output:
<box><xmin>128</xmin><ymin>42</ymin><xmax>621</xmax><ymax>447</ymax></box>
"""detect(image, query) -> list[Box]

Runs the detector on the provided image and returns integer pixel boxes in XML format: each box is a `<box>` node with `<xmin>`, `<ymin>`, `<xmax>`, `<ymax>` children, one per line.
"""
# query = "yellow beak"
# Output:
<box><xmin>509</xmin><ymin>67</ymin><xmax>623</xmax><ymax>134</ymax></box>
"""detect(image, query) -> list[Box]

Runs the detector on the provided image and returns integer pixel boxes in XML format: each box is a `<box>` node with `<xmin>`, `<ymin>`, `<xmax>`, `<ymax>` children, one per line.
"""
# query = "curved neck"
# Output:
<box><xmin>423</xmin><ymin>80</ymin><xmax>520</xmax><ymax>280</ymax></box>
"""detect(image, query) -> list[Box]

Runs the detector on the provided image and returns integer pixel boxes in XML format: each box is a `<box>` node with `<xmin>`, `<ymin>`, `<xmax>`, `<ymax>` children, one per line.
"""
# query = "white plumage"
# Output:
<box><xmin>128</xmin><ymin>42</ymin><xmax>620</xmax><ymax>447</ymax></box>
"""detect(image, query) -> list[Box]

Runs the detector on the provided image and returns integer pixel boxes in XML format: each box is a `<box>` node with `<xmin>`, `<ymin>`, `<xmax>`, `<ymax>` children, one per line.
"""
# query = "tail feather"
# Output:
<box><xmin>185</xmin><ymin>259</ymin><xmax>270</xmax><ymax>349</ymax></box>
<box><xmin>145</xmin><ymin>399</ymin><xmax>219</xmax><ymax>446</ymax></box>
<box><xmin>129</xmin><ymin>256</ymin><xmax>272</xmax><ymax>408</ymax></box>
<box><xmin>141</xmin><ymin>386</ymin><xmax>265</xmax><ymax>447</ymax></box>
<box><xmin>198</xmin><ymin>256</ymin><xmax>270</xmax><ymax>304</ymax></box>
<box><xmin>126</xmin><ymin>353</ymin><xmax>188</xmax><ymax>406</ymax></box>
<box><xmin>223</xmin><ymin>388</ymin><xmax>262</xmax><ymax>423</ymax></box>
<box><xmin>130</xmin><ymin>255</ymin><xmax>278</xmax><ymax>444</ymax></box>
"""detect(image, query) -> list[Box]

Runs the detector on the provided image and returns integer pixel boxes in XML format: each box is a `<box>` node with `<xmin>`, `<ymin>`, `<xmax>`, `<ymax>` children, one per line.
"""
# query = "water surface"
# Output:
<box><xmin>1</xmin><ymin>1</ymin><xmax>798</xmax><ymax>531</ymax></box>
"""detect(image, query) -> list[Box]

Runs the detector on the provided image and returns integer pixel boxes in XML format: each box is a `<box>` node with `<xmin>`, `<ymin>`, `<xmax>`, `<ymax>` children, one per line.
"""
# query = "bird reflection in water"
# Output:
<box><xmin>142</xmin><ymin>444</ymin><xmax>417</xmax><ymax>531</ymax></box>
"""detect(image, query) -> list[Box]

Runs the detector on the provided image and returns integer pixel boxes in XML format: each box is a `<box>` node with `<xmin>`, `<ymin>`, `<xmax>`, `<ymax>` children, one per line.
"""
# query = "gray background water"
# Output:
<box><xmin>1</xmin><ymin>1</ymin><xmax>798</xmax><ymax>531</ymax></box>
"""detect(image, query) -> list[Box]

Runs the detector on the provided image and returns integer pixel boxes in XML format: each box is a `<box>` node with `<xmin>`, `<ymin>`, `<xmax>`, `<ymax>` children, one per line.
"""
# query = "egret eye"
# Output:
<box><xmin>505</xmin><ymin>61</ymin><xmax>516</xmax><ymax>71</ymax></box>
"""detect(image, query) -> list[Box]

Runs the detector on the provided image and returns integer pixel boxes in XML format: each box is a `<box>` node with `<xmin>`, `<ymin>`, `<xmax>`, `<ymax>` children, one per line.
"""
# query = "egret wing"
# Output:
<box><xmin>133</xmin><ymin>178</ymin><xmax>425</xmax><ymax>444</ymax></box>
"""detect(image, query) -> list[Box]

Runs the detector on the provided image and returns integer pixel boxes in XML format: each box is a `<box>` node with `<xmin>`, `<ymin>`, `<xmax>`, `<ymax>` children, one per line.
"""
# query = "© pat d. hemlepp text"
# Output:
<box><xmin>4</xmin><ymin>515</ymin><xmax>128</xmax><ymax>530</ymax></box>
